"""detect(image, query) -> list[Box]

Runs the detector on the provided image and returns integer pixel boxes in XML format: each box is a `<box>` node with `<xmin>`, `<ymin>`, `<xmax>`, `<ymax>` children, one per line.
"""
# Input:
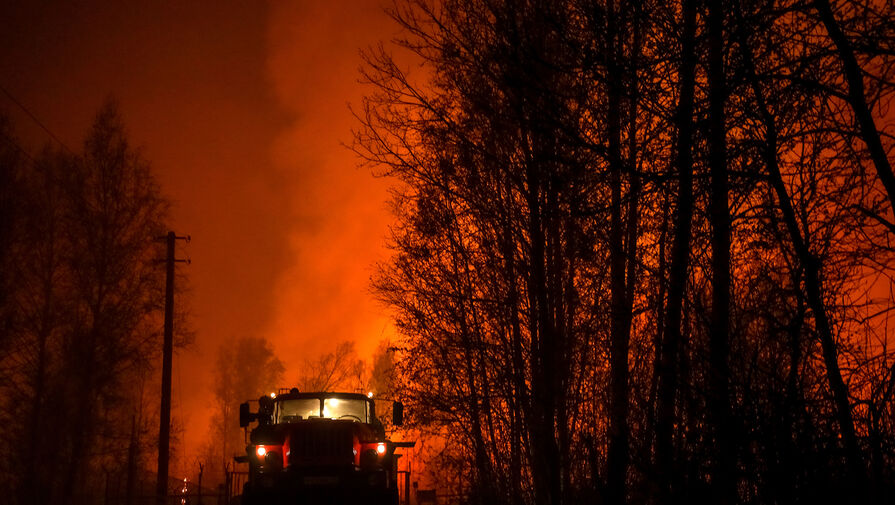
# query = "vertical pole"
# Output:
<box><xmin>157</xmin><ymin>231</ymin><xmax>176</xmax><ymax>505</ymax></box>
<box><xmin>197</xmin><ymin>462</ymin><xmax>203</xmax><ymax>505</ymax></box>
<box><xmin>404</xmin><ymin>471</ymin><xmax>411</xmax><ymax>505</ymax></box>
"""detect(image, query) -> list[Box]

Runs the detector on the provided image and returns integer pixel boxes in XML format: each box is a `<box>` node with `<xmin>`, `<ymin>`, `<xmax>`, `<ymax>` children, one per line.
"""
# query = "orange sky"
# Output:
<box><xmin>0</xmin><ymin>0</ymin><xmax>401</xmax><ymax>469</ymax></box>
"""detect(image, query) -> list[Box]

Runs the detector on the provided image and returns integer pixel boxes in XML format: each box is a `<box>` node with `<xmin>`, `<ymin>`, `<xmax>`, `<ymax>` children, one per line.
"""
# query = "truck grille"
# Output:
<box><xmin>287</xmin><ymin>422</ymin><xmax>354</xmax><ymax>466</ymax></box>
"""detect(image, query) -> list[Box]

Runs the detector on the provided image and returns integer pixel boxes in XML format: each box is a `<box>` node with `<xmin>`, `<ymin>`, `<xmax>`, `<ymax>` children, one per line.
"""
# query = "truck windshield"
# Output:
<box><xmin>323</xmin><ymin>398</ymin><xmax>368</xmax><ymax>422</ymax></box>
<box><xmin>275</xmin><ymin>397</ymin><xmax>371</xmax><ymax>423</ymax></box>
<box><xmin>276</xmin><ymin>399</ymin><xmax>320</xmax><ymax>423</ymax></box>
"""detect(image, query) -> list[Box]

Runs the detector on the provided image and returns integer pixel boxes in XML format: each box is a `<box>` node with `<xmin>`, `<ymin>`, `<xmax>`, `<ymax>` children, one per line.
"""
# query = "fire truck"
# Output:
<box><xmin>236</xmin><ymin>389</ymin><xmax>411</xmax><ymax>505</ymax></box>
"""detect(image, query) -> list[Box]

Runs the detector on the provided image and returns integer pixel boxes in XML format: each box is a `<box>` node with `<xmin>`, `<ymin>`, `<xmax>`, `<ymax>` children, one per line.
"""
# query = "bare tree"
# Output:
<box><xmin>295</xmin><ymin>340</ymin><xmax>366</xmax><ymax>392</ymax></box>
<box><xmin>654</xmin><ymin>0</ymin><xmax>697</xmax><ymax>501</ymax></box>
<box><xmin>208</xmin><ymin>335</ymin><xmax>283</xmax><ymax>478</ymax></box>
<box><xmin>356</xmin><ymin>1</ymin><xmax>895</xmax><ymax>504</ymax></box>
<box><xmin>0</xmin><ymin>101</ymin><xmax>171</xmax><ymax>505</ymax></box>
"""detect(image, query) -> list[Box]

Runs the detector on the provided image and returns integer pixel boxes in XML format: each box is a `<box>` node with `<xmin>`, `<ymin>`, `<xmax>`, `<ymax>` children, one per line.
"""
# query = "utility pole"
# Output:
<box><xmin>197</xmin><ymin>461</ymin><xmax>204</xmax><ymax>505</ymax></box>
<box><xmin>156</xmin><ymin>231</ymin><xmax>189</xmax><ymax>505</ymax></box>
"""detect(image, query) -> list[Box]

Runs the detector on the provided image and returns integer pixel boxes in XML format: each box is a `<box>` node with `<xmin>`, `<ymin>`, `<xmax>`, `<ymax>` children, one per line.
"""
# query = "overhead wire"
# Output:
<box><xmin>0</xmin><ymin>82</ymin><xmax>76</xmax><ymax>156</ymax></box>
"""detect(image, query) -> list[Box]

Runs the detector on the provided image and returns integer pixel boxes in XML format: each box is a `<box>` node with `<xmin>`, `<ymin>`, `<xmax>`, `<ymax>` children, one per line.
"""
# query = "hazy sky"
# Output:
<box><xmin>0</xmin><ymin>0</ymin><xmax>401</xmax><ymax>469</ymax></box>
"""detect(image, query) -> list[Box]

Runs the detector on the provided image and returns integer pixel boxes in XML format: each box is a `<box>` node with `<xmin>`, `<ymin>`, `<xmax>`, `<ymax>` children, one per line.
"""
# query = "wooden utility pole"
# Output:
<box><xmin>197</xmin><ymin>461</ymin><xmax>204</xmax><ymax>505</ymax></box>
<box><xmin>156</xmin><ymin>231</ymin><xmax>189</xmax><ymax>505</ymax></box>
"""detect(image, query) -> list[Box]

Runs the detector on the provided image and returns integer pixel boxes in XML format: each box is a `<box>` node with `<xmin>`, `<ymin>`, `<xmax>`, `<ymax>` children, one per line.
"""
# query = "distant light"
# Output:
<box><xmin>367</xmin><ymin>391</ymin><xmax>374</xmax><ymax>398</ymax></box>
<box><xmin>376</xmin><ymin>442</ymin><xmax>386</xmax><ymax>455</ymax></box>
<box><xmin>269</xmin><ymin>392</ymin><xmax>276</xmax><ymax>398</ymax></box>
<box><xmin>256</xmin><ymin>446</ymin><xmax>267</xmax><ymax>457</ymax></box>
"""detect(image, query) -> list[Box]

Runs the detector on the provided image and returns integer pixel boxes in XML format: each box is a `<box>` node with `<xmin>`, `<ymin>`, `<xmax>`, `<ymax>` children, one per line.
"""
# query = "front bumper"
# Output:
<box><xmin>243</xmin><ymin>466</ymin><xmax>393</xmax><ymax>504</ymax></box>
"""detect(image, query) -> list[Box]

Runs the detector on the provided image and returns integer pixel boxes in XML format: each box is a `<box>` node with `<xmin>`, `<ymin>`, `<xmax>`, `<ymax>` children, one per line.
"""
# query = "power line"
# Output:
<box><xmin>0</xmin><ymin>83</ymin><xmax>76</xmax><ymax>156</ymax></box>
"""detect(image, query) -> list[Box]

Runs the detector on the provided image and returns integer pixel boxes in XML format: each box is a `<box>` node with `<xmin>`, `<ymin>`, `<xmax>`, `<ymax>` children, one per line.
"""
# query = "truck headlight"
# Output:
<box><xmin>254</xmin><ymin>445</ymin><xmax>282</xmax><ymax>470</ymax></box>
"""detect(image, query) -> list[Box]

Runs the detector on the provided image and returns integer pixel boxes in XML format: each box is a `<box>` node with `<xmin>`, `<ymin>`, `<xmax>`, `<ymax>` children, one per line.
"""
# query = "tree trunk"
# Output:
<box><xmin>606</xmin><ymin>1</ymin><xmax>639</xmax><ymax>505</ymax></box>
<box><xmin>813</xmin><ymin>0</ymin><xmax>895</xmax><ymax>217</ymax></box>
<box><xmin>500</xmin><ymin>182</ymin><xmax>527</xmax><ymax>505</ymax></box>
<box><xmin>739</xmin><ymin>22</ymin><xmax>867</xmax><ymax>501</ymax></box>
<box><xmin>605</xmin><ymin>0</ymin><xmax>631</xmax><ymax>503</ymax></box>
<box><xmin>523</xmin><ymin>137</ymin><xmax>560</xmax><ymax>505</ymax></box>
<box><xmin>655</xmin><ymin>0</ymin><xmax>697</xmax><ymax>501</ymax></box>
<box><xmin>706</xmin><ymin>1</ymin><xmax>735</xmax><ymax>503</ymax></box>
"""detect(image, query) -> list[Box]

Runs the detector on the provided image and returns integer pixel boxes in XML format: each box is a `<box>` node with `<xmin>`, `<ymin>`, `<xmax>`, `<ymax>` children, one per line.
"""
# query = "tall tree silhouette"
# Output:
<box><xmin>0</xmin><ymin>102</ymin><xmax>170</xmax><ymax>505</ymax></box>
<box><xmin>356</xmin><ymin>0</ymin><xmax>895</xmax><ymax>503</ymax></box>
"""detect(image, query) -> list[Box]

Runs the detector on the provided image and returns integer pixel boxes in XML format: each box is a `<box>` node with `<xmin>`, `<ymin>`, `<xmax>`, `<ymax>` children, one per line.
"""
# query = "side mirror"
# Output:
<box><xmin>392</xmin><ymin>401</ymin><xmax>404</xmax><ymax>426</ymax></box>
<box><xmin>239</xmin><ymin>402</ymin><xmax>251</xmax><ymax>428</ymax></box>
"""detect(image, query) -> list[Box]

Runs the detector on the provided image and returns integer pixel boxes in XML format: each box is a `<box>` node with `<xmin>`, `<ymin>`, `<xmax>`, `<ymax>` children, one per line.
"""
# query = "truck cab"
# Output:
<box><xmin>237</xmin><ymin>389</ymin><xmax>407</xmax><ymax>505</ymax></box>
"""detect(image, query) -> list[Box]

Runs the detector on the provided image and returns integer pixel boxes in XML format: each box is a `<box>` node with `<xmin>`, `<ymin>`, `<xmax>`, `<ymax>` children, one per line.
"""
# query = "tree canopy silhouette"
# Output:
<box><xmin>355</xmin><ymin>1</ymin><xmax>895</xmax><ymax>504</ymax></box>
<box><xmin>0</xmin><ymin>101</ymin><xmax>171</xmax><ymax>505</ymax></box>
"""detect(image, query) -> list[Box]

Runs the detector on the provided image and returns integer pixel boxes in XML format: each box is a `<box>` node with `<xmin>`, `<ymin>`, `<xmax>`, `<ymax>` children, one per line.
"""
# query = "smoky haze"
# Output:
<box><xmin>0</xmin><ymin>0</ymin><xmax>398</xmax><ymax>470</ymax></box>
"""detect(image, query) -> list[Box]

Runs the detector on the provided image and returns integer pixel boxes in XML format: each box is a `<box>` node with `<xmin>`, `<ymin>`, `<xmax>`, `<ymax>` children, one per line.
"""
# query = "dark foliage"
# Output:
<box><xmin>0</xmin><ymin>102</ymin><xmax>170</xmax><ymax>505</ymax></box>
<box><xmin>354</xmin><ymin>0</ymin><xmax>895</xmax><ymax>504</ymax></box>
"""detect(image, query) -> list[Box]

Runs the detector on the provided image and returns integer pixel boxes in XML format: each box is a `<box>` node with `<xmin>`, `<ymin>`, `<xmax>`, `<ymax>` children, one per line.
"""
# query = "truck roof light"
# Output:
<box><xmin>367</xmin><ymin>391</ymin><xmax>374</xmax><ymax>398</ymax></box>
<box><xmin>269</xmin><ymin>392</ymin><xmax>276</xmax><ymax>398</ymax></box>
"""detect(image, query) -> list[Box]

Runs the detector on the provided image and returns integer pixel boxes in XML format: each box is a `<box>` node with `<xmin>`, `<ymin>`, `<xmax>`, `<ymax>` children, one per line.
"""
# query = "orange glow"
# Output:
<box><xmin>3</xmin><ymin>0</ymin><xmax>894</xmax><ymax>500</ymax></box>
<box><xmin>0</xmin><ymin>0</ymin><xmax>403</xmax><ymax>476</ymax></box>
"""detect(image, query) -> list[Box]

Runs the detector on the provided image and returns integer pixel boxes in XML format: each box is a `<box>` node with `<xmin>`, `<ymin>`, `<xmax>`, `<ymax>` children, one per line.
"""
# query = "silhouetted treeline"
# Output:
<box><xmin>355</xmin><ymin>0</ymin><xmax>895</xmax><ymax>504</ymax></box>
<box><xmin>201</xmin><ymin>335</ymin><xmax>283</xmax><ymax>488</ymax></box>
<box><xmin>0</xmin><ymin>103</ymin><xmax>170</xmax><ymax>505</ymax></box>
